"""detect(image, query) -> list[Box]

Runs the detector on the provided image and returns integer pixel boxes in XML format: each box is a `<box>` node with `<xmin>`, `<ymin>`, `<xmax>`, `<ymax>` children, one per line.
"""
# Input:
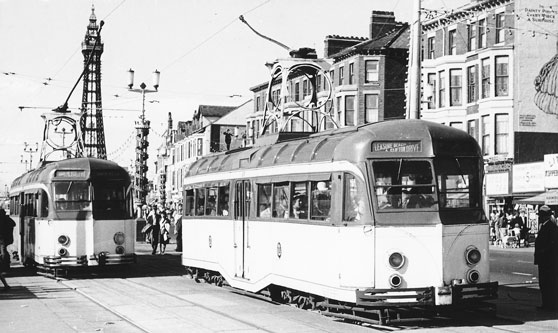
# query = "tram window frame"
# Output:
<box><xmin>53</xmin><ymin>181</ymin><xmax>91</xmax><ymax>211</ymax></box>
<box><xmin>342</xmin><ymin>173</ymin><xmax>368</xmax><ymax>222</ymax></box>
<box><xmin>217</xmin><ymin>185</ymin><xmax>230</xmax><ymax>217</ymax></box>
<box><xmin>92</xmin><ymin>182</ymin><xmax>130</xmax><ymax>219</ymax></box>
<box><xmin>38</xmin><ymin>190</ymin><xmax>49</xmax><ymax>217</ymax></box>
<box><xmin>434</xmin><ymin>157</ymin><xmax>481</xmax><ymax>210</ymax></box>
<box><xmin>206</xmin><ymin>187</ymin><xmax>218</xmax><ymax>216</ymax></box>
<box><xmin>257</xmin><ymin>184</ymin><xmax>272</xmax><ymax>218</ymax></box>
<box><xmin>310</xmin><ymin>180</ymin><xmax>331</xmax><ymax>221</ymax></box>
<box><xmin>272</xmin><ymin>182</ymin><xmax>290</xmax><ymax>218</ymax></box>
<box><xmin>184</xmin><ymin>189</ymin><xmax>195</xmax><ymax>216</ymax></box>
<box><xmin>195</xmin><ymin>188</ymin><xmax>206</xmax><ymax>216</ymax></box>
<box><xmin>372</xmin><ymin>159</ymin><xmax>437</xmax><ymax>211</ymax></box>
<box><xmin>291</xmin><ymin>182</ymin><xmax>308</xmax><ymax>219</ymax></box>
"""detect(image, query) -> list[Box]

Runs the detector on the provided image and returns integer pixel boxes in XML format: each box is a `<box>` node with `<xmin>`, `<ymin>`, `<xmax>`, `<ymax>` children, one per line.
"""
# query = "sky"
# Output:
<box><xmin>0</xmin><ymin>0</ymin><xmax>468</xmax><ymax>192</ymax></box>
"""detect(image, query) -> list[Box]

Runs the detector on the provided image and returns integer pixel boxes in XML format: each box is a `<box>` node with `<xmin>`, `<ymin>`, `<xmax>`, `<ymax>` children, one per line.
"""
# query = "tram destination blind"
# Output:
<box><xmin>371</xmin><ymin>141</ymin><xmax>422</xmax><ymax>153</ymax></box>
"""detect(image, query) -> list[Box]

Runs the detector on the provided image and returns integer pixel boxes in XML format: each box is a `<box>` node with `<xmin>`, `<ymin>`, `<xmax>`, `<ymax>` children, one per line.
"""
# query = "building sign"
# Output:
<box><xmin>513</xmin><ymin>162</ymin><xmax>544</xmax><ymax>193</ymax></box>
<box><xmin>371</xmin><ymin>141</ymin><xmax>422</xmax><ymax>153</ymax></box>
<box><xmin>515</xmin><ymin>1</ymin><xmax>558</xmax><ymax>133</ymax></box>
<box><xmin>545</xmin><ymin>191</ymin><xmax>558</xmax><ymax>205</ymax></box>
<box><xmin>486</xmin><ymin>172</ymin><xmax>510</xmax><ymax>196</ymax></box>
<box><xmin>544</xmin><ymin>154</ymin><xmax>558</xmax><ymax>189</ymax></box>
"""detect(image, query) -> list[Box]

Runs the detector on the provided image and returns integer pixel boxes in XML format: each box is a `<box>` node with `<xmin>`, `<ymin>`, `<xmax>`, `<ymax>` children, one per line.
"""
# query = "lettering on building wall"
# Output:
<box><xmin>524</xmin><ymin>5</ymin><xmax>556</xmax><ymax>24</ymax></box>
<box><xmin>519</xmin><ymin>114</ymin><xmax>537</xmax><ymax>127</ymax></box>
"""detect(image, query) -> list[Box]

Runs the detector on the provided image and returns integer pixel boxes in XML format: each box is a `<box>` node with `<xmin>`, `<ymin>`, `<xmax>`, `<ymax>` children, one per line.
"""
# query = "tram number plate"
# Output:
<box><xmin>372</xmin><ymin>141</ymin><xmax>422</xmax><ymax>153</ymax></box>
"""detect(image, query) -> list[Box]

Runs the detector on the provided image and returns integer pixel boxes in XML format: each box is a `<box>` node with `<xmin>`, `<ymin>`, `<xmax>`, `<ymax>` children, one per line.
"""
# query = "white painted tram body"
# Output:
<box><xmin>8</xmin><ymin>158</ymin><xmax>136</xmax><ymax>268</ymax></box>
<box><xmin>181</xmin><ymin>119</ymin><xmax>497</xmax><ymax>309</ymax></box>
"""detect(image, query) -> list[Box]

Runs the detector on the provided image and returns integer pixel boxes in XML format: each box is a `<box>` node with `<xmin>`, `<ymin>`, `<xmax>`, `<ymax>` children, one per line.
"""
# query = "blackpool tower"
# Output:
<box><xmin>80</xmin><ymin>6</ymin><xmax>107</xmax><ymax>159</ymax></box>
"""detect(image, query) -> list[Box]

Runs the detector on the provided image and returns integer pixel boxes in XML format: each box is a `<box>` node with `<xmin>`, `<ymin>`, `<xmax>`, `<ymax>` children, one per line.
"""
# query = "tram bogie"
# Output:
<box><xmin>181</xmin><ymin>119</ymin><xmax>498</xmax><ymax>317</ymax></box>
<box><xmin>9</xmin><ymin>158</ymin><xmax>136</xmax><ymax>270</ymax></box>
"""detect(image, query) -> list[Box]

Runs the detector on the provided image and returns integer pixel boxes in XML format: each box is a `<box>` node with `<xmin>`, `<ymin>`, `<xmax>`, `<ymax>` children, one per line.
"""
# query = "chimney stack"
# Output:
<box><xmin>370</xmin><ymin>11</ymin><xmax>397</xmax><ymax>40</ymax></box>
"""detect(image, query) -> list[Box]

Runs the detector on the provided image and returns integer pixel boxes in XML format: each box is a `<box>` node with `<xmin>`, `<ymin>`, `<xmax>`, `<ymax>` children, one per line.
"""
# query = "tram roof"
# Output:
<box><xmin>186</xmin><ymin>119</ymin><xmax>480</xmax><ymax>177</ymax></box>
<box><xmin>11</xmin><ymin>157</ymin><xmax>129</xmax><ymax>189</ymax></box>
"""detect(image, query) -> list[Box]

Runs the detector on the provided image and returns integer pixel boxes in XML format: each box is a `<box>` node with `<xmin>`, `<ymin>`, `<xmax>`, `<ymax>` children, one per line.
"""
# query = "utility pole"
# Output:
<box><xmin>406</xmin><ymin>0</ymin><xmax>422</xmax><ymax>119</ymax></box>
<box><xmin>22</xmin><ymin>142</ymin><xmax>39</xmax><ymax>171</ymax></box>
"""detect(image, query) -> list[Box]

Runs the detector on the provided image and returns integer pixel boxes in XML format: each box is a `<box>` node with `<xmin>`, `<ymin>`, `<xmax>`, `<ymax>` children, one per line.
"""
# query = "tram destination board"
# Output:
<box><xmin>371</xmin><ymin>141</ymin><xmax>422</xmax><ymax>153</ymax></box>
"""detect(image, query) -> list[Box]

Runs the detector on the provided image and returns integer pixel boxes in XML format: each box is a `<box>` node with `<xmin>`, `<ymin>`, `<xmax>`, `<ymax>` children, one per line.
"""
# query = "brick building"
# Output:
<box><xmin>247</xmin><ymin>11</ymin><xmax>410</xmax><ymax>143</ymax></box>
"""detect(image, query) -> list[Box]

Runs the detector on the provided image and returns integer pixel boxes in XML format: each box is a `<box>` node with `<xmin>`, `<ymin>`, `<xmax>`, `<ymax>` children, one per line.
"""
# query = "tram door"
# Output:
<box><xmin>233</xmin><ymin>180</ymin><xmax>251</xmax><ymax>279</ymax></box>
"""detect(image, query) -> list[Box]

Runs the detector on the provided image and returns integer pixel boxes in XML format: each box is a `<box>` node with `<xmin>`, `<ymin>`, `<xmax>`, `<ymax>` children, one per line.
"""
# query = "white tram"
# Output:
<box><xmin>8</xmin><ymin>157</ymin><xmax>136</xmax><ymax>269</ymax></box>
<box><xmin>181</xmin><ymin>119</ymin><xmax>497</xmax><ymax>320</ymax></box>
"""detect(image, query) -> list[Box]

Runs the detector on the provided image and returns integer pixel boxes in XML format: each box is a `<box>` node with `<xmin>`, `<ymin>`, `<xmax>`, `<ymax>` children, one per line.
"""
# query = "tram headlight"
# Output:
<box><xmin>465</xmin><ymin>246</ymin><xmax>481</xmax><ymax>266</ymax></box>
<box><xmin>389</xmin><ymin>274</ymin><xmax>403</xmax><ymax>288</ymax></box>
<box><xmin>388</xmin><ymin>252</ymin><xmax>405</xmax><ymax>270</ymax></box>
<box><xmin>58</xmin><ymin>248</ymin><xmax>69</xmax><ymax>257</ymax></box>
<box><xmin>466</xmin><ymin>269</ymin><xmax>480</xmax><ymax>284</ymax></box>
<box><xmin>58</xmin><ymin>235</ymin><xmax>70</xmax><ymax>246</ymax></box>
<box><xmin>113</xmin><ymin>232</ymin><xmax>125</xmax><ymax>245</ymax></box>
<box><xmin>115</xmin><ymin>246</ymin><xmax>125</xmax><ymax>254</ymax></box>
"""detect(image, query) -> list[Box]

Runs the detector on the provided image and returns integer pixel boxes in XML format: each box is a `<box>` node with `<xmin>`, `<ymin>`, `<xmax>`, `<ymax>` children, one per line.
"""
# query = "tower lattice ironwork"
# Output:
<box><xmin>80</xmin><ymin>6</ymin><xmax>107</xmax><ymax>159</ymax></box>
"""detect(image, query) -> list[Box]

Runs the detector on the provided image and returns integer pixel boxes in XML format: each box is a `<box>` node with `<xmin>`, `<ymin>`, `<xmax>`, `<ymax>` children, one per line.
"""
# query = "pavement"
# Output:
<box><xmin>0</xmin><ymin>241</ymin><xmax>556</xmax><ymax>332</ymax></box>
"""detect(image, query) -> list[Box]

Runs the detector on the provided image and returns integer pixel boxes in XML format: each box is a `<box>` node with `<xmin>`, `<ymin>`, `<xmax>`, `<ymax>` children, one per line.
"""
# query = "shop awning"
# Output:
<box><xmin>514</xmin><ymin>190</ymin><xmax>558</xmax><ymax>205</ymax></box>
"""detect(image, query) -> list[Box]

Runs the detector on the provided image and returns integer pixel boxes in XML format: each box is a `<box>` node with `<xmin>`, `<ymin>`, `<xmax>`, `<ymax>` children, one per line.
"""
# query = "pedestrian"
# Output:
<box><xmin>159</xmin><ymin>212</ymin><xmax>171</xmax><ymax>254</ymax></box>
<box><xmin>174</xmin><ymin>205</ymin><xmax>183</xmax><ymax>252</ymax></box>
<box><xmin>147</xmin><ymin>206</ymin><xmax>161</xmax><ymax>255</ymax></box>
<box><xmin>0</xmin><ymin>208</ymin><xmax>16</xmax><ymax>290</ymax></box>
<box><xmin>534</xmin><ymin>205</ymin><xmax>558</xmax><ymax>312</ymax></box>
<box><xmin>223</xmin><ymin>129</ymin><xmax>233</xmax><ymax>150</ymax></box>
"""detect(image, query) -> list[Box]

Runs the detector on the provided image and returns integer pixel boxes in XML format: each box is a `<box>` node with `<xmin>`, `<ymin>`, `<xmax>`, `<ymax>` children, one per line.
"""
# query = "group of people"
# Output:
<box><xmin>141</xmin><ymin>204</ymin><xmax>182</xmax><ymax>255</ymax></box>
<box><xmin>490</xmin><ymin>209</ymin><xmax>531</xmax><ymax>247</ymax></box>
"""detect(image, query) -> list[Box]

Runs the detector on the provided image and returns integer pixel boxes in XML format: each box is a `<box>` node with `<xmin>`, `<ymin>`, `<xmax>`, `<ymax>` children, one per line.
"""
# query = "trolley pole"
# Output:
<box><xmin>127</xmin><ymin>69</ymin><xmax>160</xmax><ymax>218</ymax></box>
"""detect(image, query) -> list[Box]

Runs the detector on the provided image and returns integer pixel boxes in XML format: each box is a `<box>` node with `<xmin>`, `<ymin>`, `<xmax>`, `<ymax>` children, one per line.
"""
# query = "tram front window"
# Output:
<box><xmin>372</xmin><ymin>160</ymin><xmax>437</xmax><ymax>210</ymax></box>
<box><xmin>93</xmin><ymin>184</ymin><xmax>129</xmax><ymax>219</ymax></box>
<box><xmin>434</xmin><ymin>157</ymin><xmax>481</xmax><ymax>209</ymax></box>
<box><xmin>54</xmin><ymin>181</ymin><xmax>91</xmax><ymax>211</ymax></box>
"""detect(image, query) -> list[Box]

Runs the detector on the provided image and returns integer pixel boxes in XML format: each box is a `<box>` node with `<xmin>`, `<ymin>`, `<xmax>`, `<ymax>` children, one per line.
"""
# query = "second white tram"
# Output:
<box><xmin>181</xmin><ymin>120</ymin><xmax>497</xmax><ymax>323</ymax></box>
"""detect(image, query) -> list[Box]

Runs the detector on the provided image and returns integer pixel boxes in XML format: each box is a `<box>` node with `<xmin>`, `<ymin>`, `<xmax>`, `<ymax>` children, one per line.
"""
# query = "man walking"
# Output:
<box><xmin>534</xmin><ymin>205</ymin><xmax>558</xmax><ymax>312</ymax></box>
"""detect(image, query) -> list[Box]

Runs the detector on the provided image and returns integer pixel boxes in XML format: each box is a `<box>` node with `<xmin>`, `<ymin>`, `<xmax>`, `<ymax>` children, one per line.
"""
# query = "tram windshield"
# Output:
<box><xmin>434</xmin><ymin>157</ymin><xmax>482</xmax><ymax>209</ymax></box>
<box><xmin>372</xmin><ymin>160</ymin><xmax>437</xmax><ymax>210</ymax></box>
<box><xmin>54</xmin><ymin>181</ymin><xmax>91</xmax><ymax>211</ymax></box>
<box><xmin>92</xmin><ymin>183</ymin><xmax>130</xmax><ymax>219</ymax></box>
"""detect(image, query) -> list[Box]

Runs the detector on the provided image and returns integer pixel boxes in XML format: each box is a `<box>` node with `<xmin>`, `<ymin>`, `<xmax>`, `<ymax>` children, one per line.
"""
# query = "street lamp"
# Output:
<box><xmin>23</xmin><ymin>141</ymin><xmax>39</xmax><ymax>171</ymax></box>
<box><xmin>127</xmin><ymin>68</ymin><xmax>160</xmax><ymax>217</ymax></box>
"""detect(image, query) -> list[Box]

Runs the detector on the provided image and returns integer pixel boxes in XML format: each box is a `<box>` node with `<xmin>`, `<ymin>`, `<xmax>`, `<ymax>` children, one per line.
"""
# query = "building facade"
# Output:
<box><xmin>151</xmin><ymin>102</ymin><xmax>250</xmax><ymax>206</ymax></box>
<box><xmin>420</xmin><ymin>0</ymin><xmax>558</xmax><ymax>212</ymax></box>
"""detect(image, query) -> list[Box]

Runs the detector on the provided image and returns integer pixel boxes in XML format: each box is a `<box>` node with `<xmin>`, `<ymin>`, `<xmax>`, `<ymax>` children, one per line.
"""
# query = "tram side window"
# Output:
<box><xmin>343</xmin><ymin>174</ymin><xmax>367</xmax><ymax>222</ymax></box>
<box><xmin>435</xmin><ymin>157</ymin><xmax>481</xmax><ymax>209</ymax></box>
<box><xmin>184</xmin><ymin>189</ymin><xmax>194</xmax><ymax>216</ymax></box>
<box><xmin>291</xmin><ymin>182</ymin><xmax>308</xmax><ymax>219</ymax></box>
<box><xmin>373</xmin><ymin>160</ymin><xmax>436</xmax><ymax>210</ymax></box>
<box><xmin>310</xmin><ymin>181</ymin><xmax>331</xmax><ymax>221</ymax></box>
<box><xmin>54</xmin><ymin>181</ymin><xmax>91</xmax><ymax>211</ymax></box>
<box><xmin>217</xmin><ymin>185</ymin><xmax>229</xmax><ymax>216</ymax></box>
<box><xmin>257</xmin><ymin>184</ymin><xmax>272</xmax><ymax>218</ymax></box>
<box><xmin>195</xmin><ymin>188</ymin><xmax>206</xmax><ymax>216</ymax></box>
<box><xmin>206</xmin><ymin>188</ymin><xmax>217</xmax><ymax>216</ymax></box>
<box><xmin>273</xmin><ymin>183</ymin><xmax>289</xmax><ymax>218</ymax></box>
<box><xmin>39</xmin><ymin>190</ymin><xmax>49</xmax><ymax>217</ymax></box>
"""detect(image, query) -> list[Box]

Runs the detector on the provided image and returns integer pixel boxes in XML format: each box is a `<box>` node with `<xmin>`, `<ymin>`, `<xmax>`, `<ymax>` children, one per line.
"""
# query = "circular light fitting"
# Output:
<box><xmin>58</xmin><ymin>247</ymin><xmax>68</xmax><ymax>257</ymax></box>
<box><xmin>465</xmin><ymin>246</ymin><xmax>481</xmax><ymax>266</ymax></box>
<box><xmin>389</xmin><ymin>274</ymin><xmax>403</xmax><ymax>288</ymax></box>
<box><xmin>467</xmin><ymin>269</ymin><xmax>480</xmax><ymax>283</ymax></box>
<box><xmin>388</xmin><ymin>252</ymin><xmax>405</xmax><ymax>269</ymax></box>
<box><xmin>58</xmin><ymin>235</ymin><xmax>70</xmax><ymax>246</ymax></box>
<box><xmin>113</xmin><ymin>232</ymin><xmax>125</xmax><ymax>245</ymax></box>
<box><xmin>115</xmin><ymin>246</ymin><xmax>125</xmax><ymax>254</ymax></box>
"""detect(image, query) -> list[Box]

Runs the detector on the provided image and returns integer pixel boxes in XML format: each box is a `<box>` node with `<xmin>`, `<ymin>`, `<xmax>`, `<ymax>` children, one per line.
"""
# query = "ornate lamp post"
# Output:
<box><xmin>127</xmin><ymin>69</ymin><xmax>160</xmax><ymax>217</ymax></box>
